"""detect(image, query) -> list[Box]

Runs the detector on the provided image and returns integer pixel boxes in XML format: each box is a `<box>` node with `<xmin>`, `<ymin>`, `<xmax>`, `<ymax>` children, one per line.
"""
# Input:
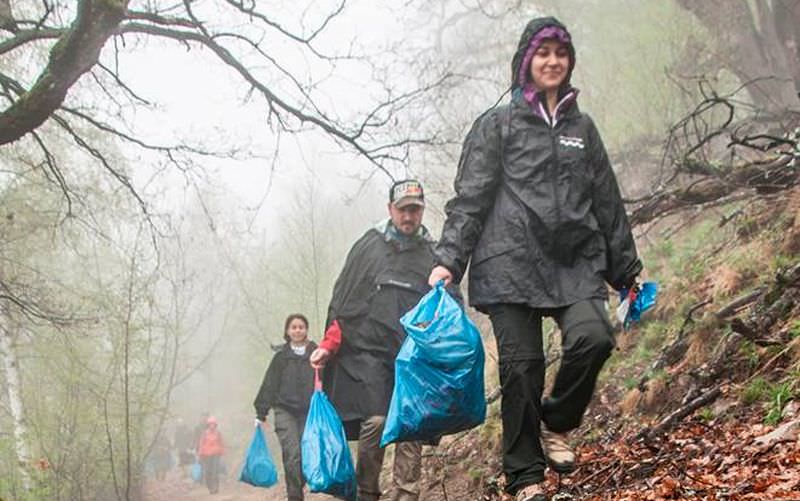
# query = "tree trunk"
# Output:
<box><xmin>677</xmin><ymin>0</ymin><xmax>800</xmax><ymax>113</ymax></box>
<box><xmin>0</xmin><ymin>306</ymin><xmax>32</xmax><ymax>490</ymax></box>
<box><xmin>0</xmin><ymin>0</ymin><xmax>129</xmax><ymax>145</ymax></box>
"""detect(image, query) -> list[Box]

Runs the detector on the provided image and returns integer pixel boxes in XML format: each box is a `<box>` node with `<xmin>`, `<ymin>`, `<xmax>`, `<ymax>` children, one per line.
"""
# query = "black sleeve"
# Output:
<box><xmin>586</xmin><ymin>116</ymin><xmax>643</xmax><ymax>289</ymax></box>
<box><xmin>325</xmin><ymin>231</ymin><xmax>381</xmax><ymax>328</ymax></box>
<box><xmin>253</xmin><ymin>353</ymin><xmax>283</xmax><ymax>420</ymax></box>
<box><xmin>434</xmin><ymin>109</ymin><xmax>504</xmax><ymax>282</ymax></box>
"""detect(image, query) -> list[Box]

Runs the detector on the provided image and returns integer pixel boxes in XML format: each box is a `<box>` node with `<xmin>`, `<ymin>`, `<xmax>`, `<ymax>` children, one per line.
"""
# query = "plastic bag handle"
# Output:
<box><xmin>314</xmin><ymin>368</ymin><xmax>322</xmax><ymax>391</ymax></box>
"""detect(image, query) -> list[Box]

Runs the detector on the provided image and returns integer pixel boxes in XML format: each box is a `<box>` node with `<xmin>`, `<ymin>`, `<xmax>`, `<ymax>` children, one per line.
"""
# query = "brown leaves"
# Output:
<box><xmin>545</xmin><ymin>412</ymin><xmax>800</xmax><ymax>500</ymax></box>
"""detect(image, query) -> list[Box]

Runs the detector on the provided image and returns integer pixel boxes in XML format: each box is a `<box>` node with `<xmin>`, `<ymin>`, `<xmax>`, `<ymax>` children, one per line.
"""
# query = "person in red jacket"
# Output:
<box><xmin>197</xmin><ymin>416</ymin><xmax>225</xmax><ymax>494</ymax></box>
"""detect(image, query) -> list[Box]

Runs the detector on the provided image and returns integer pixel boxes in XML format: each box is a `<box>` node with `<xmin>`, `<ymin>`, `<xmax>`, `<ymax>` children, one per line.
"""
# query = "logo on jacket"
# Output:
<box><xmin>559</xmin><ymin>135</ymin><xmax>584</xmax><ymax>150</ymax></box>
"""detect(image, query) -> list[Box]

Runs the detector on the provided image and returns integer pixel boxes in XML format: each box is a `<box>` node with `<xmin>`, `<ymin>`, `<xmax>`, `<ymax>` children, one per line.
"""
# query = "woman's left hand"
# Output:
<box><xmin>428</xmin><ymin>265</ymin><xmax>453</xmax><ymax>287</ymax></box>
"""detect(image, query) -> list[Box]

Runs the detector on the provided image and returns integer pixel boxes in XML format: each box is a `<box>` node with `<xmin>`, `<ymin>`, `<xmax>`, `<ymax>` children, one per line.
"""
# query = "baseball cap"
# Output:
<box><xmin>389</xmin><ymin>179</ymin><xmax>425</xmax><ymax>209</ymax></box>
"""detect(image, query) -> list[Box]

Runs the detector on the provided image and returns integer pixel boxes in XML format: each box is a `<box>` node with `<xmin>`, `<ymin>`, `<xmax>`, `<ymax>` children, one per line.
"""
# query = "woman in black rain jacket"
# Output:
<box><xmin>428</xmin><ymin>16</ymin><xmax>643</xmax><ymax>501</ymax></box>
<box><xmin>254</xmin><ymin>313</ymin><xmax>317</xmax><ymax>501</ymax></box>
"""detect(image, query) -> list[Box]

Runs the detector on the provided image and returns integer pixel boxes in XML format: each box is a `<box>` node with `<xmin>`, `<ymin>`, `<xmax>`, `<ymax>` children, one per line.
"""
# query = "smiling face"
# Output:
<box><xmin>530</xmin><ymin>39</ymin><xmax>570</xmax><ymax>93</ymax></box>
<box><xmin>286</xmin><ymin>317</ymin><xmax>308</xmax><ymax>344</ymax></box>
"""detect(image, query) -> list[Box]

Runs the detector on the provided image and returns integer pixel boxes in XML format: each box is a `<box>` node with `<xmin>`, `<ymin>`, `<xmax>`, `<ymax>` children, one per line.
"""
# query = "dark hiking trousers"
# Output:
<box><xmin>201</xmin><ymin>455</ymin><xmax>221</xmax><ymax>494</ymax></box>
<box><xmin>486</xmin><ymin>299</ymin><xmax>614</xmax><ymax>495</ymax></box>
<box><xmin>274</xmin><ymin>407</ymin><xmax>307</xmax><ymax>501</ymax></box>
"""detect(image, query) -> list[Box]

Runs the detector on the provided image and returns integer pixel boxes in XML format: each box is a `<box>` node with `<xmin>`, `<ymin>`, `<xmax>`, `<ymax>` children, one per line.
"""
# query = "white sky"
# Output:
<box><xmin>116</xmin><ymin>0</ymin><xmax>411</xmax><ymax>236</ymax></box>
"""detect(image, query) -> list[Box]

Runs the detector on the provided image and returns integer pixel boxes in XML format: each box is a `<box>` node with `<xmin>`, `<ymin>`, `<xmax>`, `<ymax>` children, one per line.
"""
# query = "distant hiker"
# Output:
<box><xmin>150</xmin><ymin>429</ymin><xmax>173</xmax><ymax>481</ymax></box>
<box><xmin>310</xmin><ymin>179</ymin><xmax>440</xmax><ymax>501</ymax></box>
<box><xmin>428</xmin><ymin>17</ymin><xmax>644</xmax><ymax>501</ymax></box>
<box><xmin>173</xmin><ymin>418</ymin><xmax>194</xmax><ymax>476</ymax></box>
<box><xmin>197</xmin><ymin>416</ymin><xmax>225</xmax><ymax>494</ymax></box>
<box><xmin>193</xmin><ymin>411</ymin><xmax>210</xmax><ymax>452</ymax></box>
<box><xmin>254</xmin><ymin>313</ymin><xmax>317</xmax><ymax>501</ymax></box>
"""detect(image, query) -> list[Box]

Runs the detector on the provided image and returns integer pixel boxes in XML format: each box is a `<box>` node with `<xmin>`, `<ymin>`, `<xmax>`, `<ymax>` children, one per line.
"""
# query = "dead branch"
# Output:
<box><xmin>728</xmin><ymin>263</ymin><xmax>800</xmax><ymax>345</ymax></box>
<box><xmin>714</xmin><ymin>287</ymin><xmax>766</xmax><ymax>319</ymax></box>
<box><xmin>628</xmin><ymin>79</ymin><xmax>800</xmax><ymax>228</ymax></box>
<box><xmin>638</xmin><ymin>300</ymin><xmax>711</xmax><ymax>391</ymax></box>
<box><xmin>630</xmin><ymin>155</ymin><xmax>797</xmax><ymax>226</ymax></box>
<box><xmin>636</xmin><ymin>385</ymin><xmax>722</xmax><ymax>442</ymax></box>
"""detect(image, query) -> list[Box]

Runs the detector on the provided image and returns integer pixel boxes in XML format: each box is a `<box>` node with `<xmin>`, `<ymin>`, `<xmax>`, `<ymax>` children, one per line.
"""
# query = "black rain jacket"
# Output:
<box><xmin>434</xmin><ymin>17</ymin><xmax>642</xmax><ymax>309</ymax></box>
<box><xmin>322</xmin><ymin>221</ymin><xmax>437</xmax><ymax>439</ymax></box>
<box><xmin>254</xmin><ymin>341</ymin><xmax>318</xmax><ymax>419</ymax></box>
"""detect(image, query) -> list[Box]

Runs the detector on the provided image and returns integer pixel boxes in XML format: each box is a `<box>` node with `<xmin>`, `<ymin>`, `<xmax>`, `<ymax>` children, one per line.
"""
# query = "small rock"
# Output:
<box><xmin>711</xmin><ymin>398</ymin><xmax>737</xmax><ymax>416</ymax></box>
<box><xmin>753</xmin><ymin>418</ymin><xmax>800</xmax><ymax>449</ymax></box>
<box><xmin>781</xmin><ymin>399</ymin><xmax>798</xmax><ymax>418</ymax></box>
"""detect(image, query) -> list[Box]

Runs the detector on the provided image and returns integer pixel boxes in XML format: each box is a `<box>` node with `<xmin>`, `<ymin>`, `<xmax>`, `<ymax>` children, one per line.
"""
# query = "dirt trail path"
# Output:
<box><xmin>142</xmin><ymin>470</ymin><xmax>336</xmax><ymax>501</ymax></box>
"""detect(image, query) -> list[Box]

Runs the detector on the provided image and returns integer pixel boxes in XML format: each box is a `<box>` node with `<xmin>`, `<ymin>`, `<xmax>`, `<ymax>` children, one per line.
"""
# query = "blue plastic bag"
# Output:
<box><xmin>239</xmin><ymin>423</ymin><xmax>278</xmax><ymax>488</ymax></box>
<box><xmin>191</xmin><ymin>461</ymin><xmax>202</xmax><ymax>483</ymax></box>
<box><xmin>617</xmin><ymin>281</ymin><xmax>658</xmax><ymax>329</ymax></box>
<box><xmin>301</xmin><ymin>371</ymin><xmax>356</xmax><ymax>500</ymax></box>
<box><xmin>381</xmin><ymin>282</ymin><xmax>486</xmax><ymax>447</ymax></box>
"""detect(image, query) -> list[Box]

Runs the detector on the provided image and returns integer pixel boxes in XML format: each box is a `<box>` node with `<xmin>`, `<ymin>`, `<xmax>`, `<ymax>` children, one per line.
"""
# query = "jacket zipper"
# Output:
<box><xmin>546</xmin><ymin>91</ymin><xmax>576</xmax><ymax>303</ymax></box>
<box><xmin>549</xmin><ymin>126</ymin><xmax>565</xmax><ymax>303</ymax></box>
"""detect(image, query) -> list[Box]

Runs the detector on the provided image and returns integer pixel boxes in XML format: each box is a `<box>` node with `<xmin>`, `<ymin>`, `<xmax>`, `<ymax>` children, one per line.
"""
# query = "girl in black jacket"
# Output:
<box><xmin>429</xmin><ymin>17</ymin><xmax>643</xmax><ymax>501</ymax></box>
<box><xmin>254</xmin><ymin>313</ymin><xmax>317</xmax><ymax>501</ymax></box>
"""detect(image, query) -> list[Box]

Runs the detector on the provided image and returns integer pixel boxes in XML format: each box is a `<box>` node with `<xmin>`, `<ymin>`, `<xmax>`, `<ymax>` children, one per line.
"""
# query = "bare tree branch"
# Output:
<box><xmin>0</xmin><ymin>0</ymin><xmax>129</xmax><ymax>145</ymax></box>
<box><xmin>628</xmin><ymin>79</ymin><xmax>800</xmax><ymax>227</ymax></box>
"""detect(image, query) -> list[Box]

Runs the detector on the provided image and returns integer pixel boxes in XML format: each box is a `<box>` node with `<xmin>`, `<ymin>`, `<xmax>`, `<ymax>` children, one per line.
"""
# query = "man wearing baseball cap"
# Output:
<box><xmin>310</xmin><ymin>179</ymin><xmax>432</xmax><ymax>501</ymax></box>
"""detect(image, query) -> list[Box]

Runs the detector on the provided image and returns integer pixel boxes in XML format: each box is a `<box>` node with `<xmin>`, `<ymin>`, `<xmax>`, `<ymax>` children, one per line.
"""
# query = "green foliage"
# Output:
<box><xmin>639</xmin><ymin>320</ymin><xmax>668</xmax><ymax>352</ymax></box>
<box><xmin>0</xmin><ymin>157</ymin><xmax>181</xmax><ymax>498</ymax></box>
<box><xmin>468</xmin><ymin>468</ymin><xmax>483</xmax><ymax>482</ymax></box>
<box><xmin>764</xmin><ymin>381</ymin><xmax>795</xmax><ymax>426</ymax></box>
<box><xmin>696</xmin><ymin>407</ymin><xmax>715</xmax><ymax>423</ymax></box>
<box><xmin>740</xmin><ymin>377</ymin><xmax>797</xmax><ymax>425</ymax></box>
<box><xmin>739</xmin><ymin>340</ymin><xmax>761</xmax><ymax>370</ymax></box>
<box><xmin>735</xmin><ymin>214</ymin><xmax>762</xmax><ymax>240</ymax></box>
<box><xmin>642</xmin><ymin>217</ymin><xmax>728</xmax><ymax>288</ymax></box>
<box><xmin>772</xmin><ymin>253</ymin><xmax>796</xmax><ymax>272</ymax></box>
<box><xmin>650</xmin><ymin>368</ymin><xmax>670</xmax><ymax>383</ymax></box>
<box><xmin>623</xmin><ymin>376</ymin><xmax>639</xmax><ymax>390</ymax></box>
<box><xmin>651</xmin><ymin>238</ymin><xmax>675</xmax><ymax>260</ymax></box>
<box><xmin>0</xmin><ymin>452</ymin><xmax>53</xmax><ymax>501</ymax></box>
<box><xmin>788</xmin><ymin>320</ymin><xmax>800</xmax><ymax>340</ymax></box>
<box><xmin>725</xmin><ymin>248</ymin><xmax>763</xmax><ymax>284</ymax></box>
<box><xmin>741</xmin><ymin>377</ymin><xmax>770</xmax><ymax>405</ymax></box>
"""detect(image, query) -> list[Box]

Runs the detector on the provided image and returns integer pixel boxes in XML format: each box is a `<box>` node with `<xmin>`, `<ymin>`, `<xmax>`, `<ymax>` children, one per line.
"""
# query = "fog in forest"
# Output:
<box><xmin>2</xmin><ymin>0</ymin><xmax>799</xmax><ymax>499</ymax></box>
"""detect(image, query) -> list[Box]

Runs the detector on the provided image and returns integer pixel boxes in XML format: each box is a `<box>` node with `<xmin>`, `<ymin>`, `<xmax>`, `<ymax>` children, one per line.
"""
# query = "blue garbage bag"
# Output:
<box><xmin>301</xmin><ymin>371</ymin><xmax>356</xmax><ymax>500</ymax></box>
<box><xmin>617</xmin><ymin>281</ymin><xmax>658</xmax><ymax>329</ymax></box>
<box><xmin>381</xmin><ymin>281</ymin><xmax>486</xmax><ymax>447</ymax></box>
<box><xmin>239</xmin><ymin>423</ymin><xmax>278</xmax><ymax>488</ymax></box>
<box><xmin>191</xmin><ymin>461</ymin><xmax>202</xmax><ymax>483</ymax></box>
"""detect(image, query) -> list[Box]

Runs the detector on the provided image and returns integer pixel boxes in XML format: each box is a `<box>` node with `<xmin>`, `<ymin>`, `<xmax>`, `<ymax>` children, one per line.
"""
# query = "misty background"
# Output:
<box><xmin>1</xmin><ymin>0</ymin><xmax>798</xmax><ymax>499</ymax></box>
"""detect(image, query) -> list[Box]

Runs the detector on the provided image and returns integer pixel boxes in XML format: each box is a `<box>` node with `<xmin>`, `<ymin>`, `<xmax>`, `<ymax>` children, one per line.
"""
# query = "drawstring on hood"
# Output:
<box><xmin>510</xmin><ymin>17</ymin><xmax>578</xmax><ymax>125</ymax></box>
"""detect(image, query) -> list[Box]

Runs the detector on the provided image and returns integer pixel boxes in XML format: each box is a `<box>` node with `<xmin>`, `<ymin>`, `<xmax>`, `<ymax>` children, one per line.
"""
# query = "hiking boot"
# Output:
<box><xmin>540</xmin><ymin>426</ymin><xmax>575</xmax><ymax>473</ymax></box>
<box><xmin>516</xmin><ymin>483</ymin><xmax>547</xmax><ymax>501</ymax></box>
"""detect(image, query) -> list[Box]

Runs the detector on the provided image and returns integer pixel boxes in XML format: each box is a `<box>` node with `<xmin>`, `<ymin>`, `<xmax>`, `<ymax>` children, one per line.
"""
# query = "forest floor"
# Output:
<box><xmin>142</xmin><ymin>468</ymin><xmax>335</xmax><ymax>500</ymax></box>
<box><xmin>415</xmin><ymin>386</ymin><xmax>800</xmax><ymax>500</ymax></box>
<box><xmin>144</xmin><ymin>196</ymin><xmax>800</xmax><ymax>500</ymax></box>
<box><xmin>142</xmin><ymin>401</ymin><xmax>800</xmax><ymax>501</ymax></box>
<box><xmin>142</xmin><ymin>373</ymin><xmax>800</xmax><ymax>501</ymax></box>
